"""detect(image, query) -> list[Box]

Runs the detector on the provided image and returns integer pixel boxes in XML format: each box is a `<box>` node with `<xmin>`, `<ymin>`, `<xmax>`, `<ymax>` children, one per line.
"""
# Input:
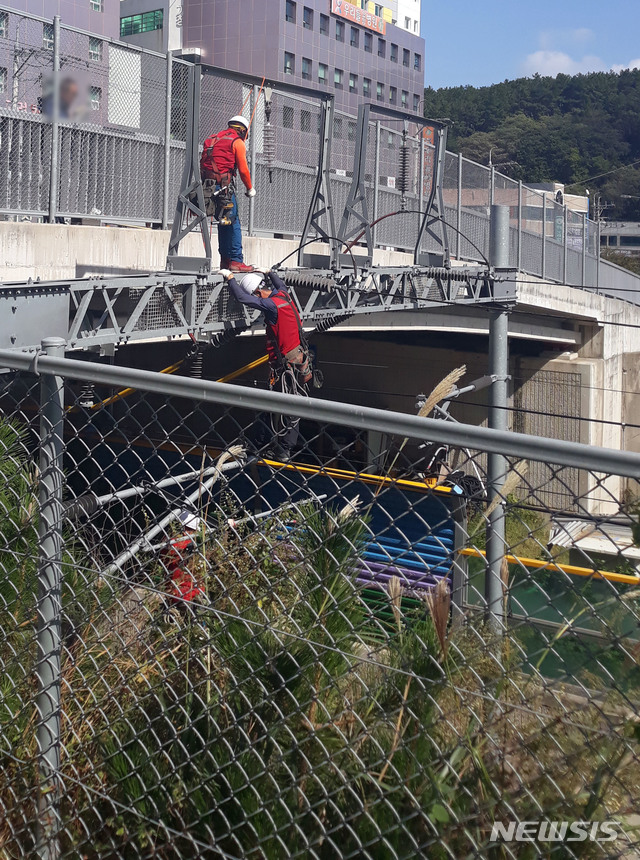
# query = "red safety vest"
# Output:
<box><xmin>163</xmin><ymin>535</ymin><xmax>203</xmax><ymax>603</ymax></box>
<box><xmin>266</xmin><ymin>292</ymin><xmax>303</xmax><ymax>363</ymax></box>
<box><xmin>200</xmin><ymin>127</ymin><xmax>241</xmax><ymax>175</ymax></box>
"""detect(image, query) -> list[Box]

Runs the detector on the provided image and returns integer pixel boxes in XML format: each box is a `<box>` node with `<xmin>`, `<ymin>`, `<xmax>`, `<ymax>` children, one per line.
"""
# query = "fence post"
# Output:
<box><xmin>35</xmin><ymin>336</ymin><xmax>66</xmax><ymax>860</ymax></box>
<box><xmin>582</xmin><ymin>212</ymin><xmax>587</xmax><ymax>286</ymax></box>
<box><xmin>456</xmin><ymin>152</ymin><xmax>462</xmax><ymax>260</ymax></box>
<box><xmin>596</xmin><ymin>219</ymin><xmax>601</xmax><ymax>290</ymax></box>
<box><xmin>486</xmin><ymin>206</ymin><xmax>509</xmax><ymax>634</ymax></box>
<box><xmin>47</xmin><ymin>16</ymin><xmax>61</xmax><ymax>224</ymax></box>
<box><xmin>371</xmin><ymin>120</ymin><xmax>381</xmax><ymax>249</ymax></box>
<box><xmin>563</xmin><ymin>204</ymin><xmax>568</xmax><ymax>284</ymax></box>
<box><xmin>490</xmin><ymin>165</ymin><xmax>495</xmax><ymax>206</ymax></box>
<box><xmin>517</xmin><ymin>180</ymin><xmax>522</xmax><ymax>271</ymax></box>
<box><xmin>541</xmin><ymin>194</ymin><xmax>547</xmax><ymax>279</ymax></box>
<box><xmin>247</xmin><ymin>84</ymin><xmax>258</xmax><ymax>237</ymax></box>
<box><xmin>162</xmin><ymin>51</ymin><xmax>173</xmax><ymax>230</ymax></box>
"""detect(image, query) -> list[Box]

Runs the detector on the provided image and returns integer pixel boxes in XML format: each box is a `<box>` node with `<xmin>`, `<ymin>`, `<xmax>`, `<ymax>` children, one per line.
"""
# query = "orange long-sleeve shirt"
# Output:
<box><xmin>232</xmin><ymin>138</ymin><xmax>253</xmax><ymax>191</ymax></box>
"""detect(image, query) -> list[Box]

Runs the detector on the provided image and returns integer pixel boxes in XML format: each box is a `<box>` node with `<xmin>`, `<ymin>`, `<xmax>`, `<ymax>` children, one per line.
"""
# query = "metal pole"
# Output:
<box><xmin>486</xmin><ymin>309</ymin><xmax>508</xmax><ymax>634</ymax></box>
<box><xmin>582</xmin><ymin>212</ymin><xmax>587</xmax><ymax>287</ymax></box>
<box><xmin>490</xmin><ymin>165</ymin><xmax>495</xmax><ymax>206</ymax></box>
<box><xmin>371</xmin><ymin>120</ymin><xmax>381</xmax><ymax>248</ymax></box>
<box><xmin>35</xmin><ymin>336</ymin><xmax>66</xmax><ymax>860</ymax></box>
<box><xmin>247</xmin><ymin>84</ymin><xmax>258</xmax><ymax>237</ymax></box>
<box><xmin>485</xmin><ymin>205</ymin><xmax>510</xmax><ymax>633</ymax></box>
<box><xmin>418</xmin><ymin>136</ymin><xmax>425</xmax><ymax>217</ymax></box>
<box><xmin>161</xmin><ymin>51</ymin><xmax>173</xmax><ymax>230</ymax></box>
<box><xmin>489</xmin><ymin>205</ymin><xmax>510</xmax><ymax>269</ymax></box>
<box><xmin>596</xmin><ymin>219</ymin><xmax>601</xmax><ymax>290</ymax></box>
<box><xmin>456</xmin><ymin>152</ymin><xmax>462</xmax><ymax>260</ymax></box>
<box><xmin>517</xmin><ymin>180</ymin><xmax>522</xmax><ymax>271</ymax></box>
<box><xmin>47</xmin><ymin>16</ymin><xmax>61</xmax><ymax>224</ymax></box>
<box><xmin>541</xmin><ymin>193</ymin><xmax>547</xmax><ymax>279</ymax></box>
<box><xmin>563</xmin><ymin>204</ymin><xmax>568</xmax><ymax>284</ymax></box>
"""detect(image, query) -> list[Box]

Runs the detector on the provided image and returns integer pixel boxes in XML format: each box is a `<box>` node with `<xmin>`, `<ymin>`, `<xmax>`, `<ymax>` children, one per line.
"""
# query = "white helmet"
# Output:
<box><xmin>178</xmin><ymin>510</ymin><xmax>202</xmax><ymax>531</ymax></box>
<box><xmin>229</xmin><ymin>115</ymin><xmax>249</xmax><ymax>131</ymax></box>
<box><xmin>239</xmin><ymin>272</ymin><xmax>265</xmax><ymax>294</ymax></box>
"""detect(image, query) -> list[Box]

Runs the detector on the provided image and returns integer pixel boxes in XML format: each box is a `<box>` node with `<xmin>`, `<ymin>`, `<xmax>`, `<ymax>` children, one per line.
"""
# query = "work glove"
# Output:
<box><xmin>219</xmin><ymin>269</ymin><xmax>232</xmax><ymax>280</ymax></box>
<box><xmin>246</xmin><ymin>187</ymin><xmax>257</xmax><ymax>198</ymax></box>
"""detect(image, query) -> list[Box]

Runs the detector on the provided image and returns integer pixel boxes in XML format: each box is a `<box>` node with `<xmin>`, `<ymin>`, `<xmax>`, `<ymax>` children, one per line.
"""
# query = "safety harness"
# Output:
<box><xmin>199</xmin><ymin>128</ymin><xmax>241</xmax><ymax>224</ymax></box>
<box><xmin>267</xmin><ymin>288</ymin><xmax>323</xmax><ymax>390</ymax></box>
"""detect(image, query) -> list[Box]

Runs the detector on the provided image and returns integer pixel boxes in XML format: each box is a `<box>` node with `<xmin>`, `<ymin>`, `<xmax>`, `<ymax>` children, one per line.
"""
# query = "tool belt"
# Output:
<box><xmin>199</xmin><ymin>167</ymin><xmax>235</xmax><ymax>222</ymax></box>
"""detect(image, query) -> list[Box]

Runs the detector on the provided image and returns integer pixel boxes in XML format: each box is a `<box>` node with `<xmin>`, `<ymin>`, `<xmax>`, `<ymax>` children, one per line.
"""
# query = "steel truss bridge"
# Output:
<box><xmin>0</xmin><ymin>63</ymin><xmax>515</xmax><ymax>354</ymax></box>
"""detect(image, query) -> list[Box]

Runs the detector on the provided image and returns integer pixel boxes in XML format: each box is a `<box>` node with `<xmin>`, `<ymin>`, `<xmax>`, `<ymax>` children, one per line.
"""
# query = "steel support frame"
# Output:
<box><xmin>337</xmin><ymin>104</ymin><xmax>449</xmax><ymax>268</ymax></box>
<box><xmin>297</xmin><ymin>96</ymin><xmax>339</xmax><ymax>269</ymax></box>
<box><xmin>166</xmin><ymin>63</ymin><xmax>212</xmax><ymax>275</ymax></box>
<box><xmin>0</xmin><ymin>266</ymin><xmax>515</xmax><ymax>352</ymax></box>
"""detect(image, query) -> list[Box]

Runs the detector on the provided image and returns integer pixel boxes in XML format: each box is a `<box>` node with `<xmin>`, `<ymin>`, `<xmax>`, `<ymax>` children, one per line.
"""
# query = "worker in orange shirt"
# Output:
<box><xmin>200</xmin><ymin>115</ymin><xmax>256</xmax><ymax>274</ymax></box>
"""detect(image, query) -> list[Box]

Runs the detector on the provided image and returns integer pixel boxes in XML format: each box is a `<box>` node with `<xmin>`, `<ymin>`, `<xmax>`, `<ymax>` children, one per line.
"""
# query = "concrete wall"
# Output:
<box><xmin>0</xmin><ymin>222</ymin><xmax>413</xmax><ymax>282</ymax></box>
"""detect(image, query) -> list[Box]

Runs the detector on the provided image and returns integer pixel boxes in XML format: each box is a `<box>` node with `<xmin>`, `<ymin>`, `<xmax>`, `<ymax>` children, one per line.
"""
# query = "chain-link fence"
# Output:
<box><xmin>1</xmin><ymin>4</ymin><xmax>636</xmax><ymax>298</ymax></box>
<box><xmin>2</xmin><ymin>343</ymin><xmax>640</xmax><ymax>857</ymax></box>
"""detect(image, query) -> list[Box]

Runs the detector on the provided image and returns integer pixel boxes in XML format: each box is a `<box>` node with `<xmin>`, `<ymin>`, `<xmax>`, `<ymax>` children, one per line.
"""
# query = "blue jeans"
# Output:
<box><xmin>217</xmin><ymin>187</ymin><xmax>243</xmax><ymax>263</ymax></box>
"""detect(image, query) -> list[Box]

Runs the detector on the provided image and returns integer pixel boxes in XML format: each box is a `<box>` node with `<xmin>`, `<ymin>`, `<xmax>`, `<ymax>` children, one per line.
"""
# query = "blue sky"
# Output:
<box><xmin>421</xmin><ymin>0</ymin><xmax>640</xmax><ymax>89</ymax></box>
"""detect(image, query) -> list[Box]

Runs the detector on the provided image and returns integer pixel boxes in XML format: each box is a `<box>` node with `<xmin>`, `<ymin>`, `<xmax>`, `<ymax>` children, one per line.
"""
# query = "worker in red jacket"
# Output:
<box><xmin>201</xmin><ymin>115</ymin><xmax>256</xmax><ymax>274</ymax></box>
<box><xmin>220</xmin><ymin>267</ymin><xmax>312</xmax><ymax>460</ymax></box>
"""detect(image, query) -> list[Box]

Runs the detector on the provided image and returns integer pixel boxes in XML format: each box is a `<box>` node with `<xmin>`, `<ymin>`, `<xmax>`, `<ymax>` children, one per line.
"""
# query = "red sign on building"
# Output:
<box><xmin>331</xmin><ymin>0</ymin><xmax>386</xmax><ymax>35</ymax></box>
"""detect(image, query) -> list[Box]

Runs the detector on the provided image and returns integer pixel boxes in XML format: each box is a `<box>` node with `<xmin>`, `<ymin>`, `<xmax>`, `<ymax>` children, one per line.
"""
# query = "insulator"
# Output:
<box><xmin>314</xmin><ymin>312</ymin><xmax>355</xmax><ymax>333</ymax></box>
<box><xmin>209</xmin><ymin>324</ymin><xmax>246</xmax><ymax>349</ymax></box>
<box><xmin>398</xmin><ymin>144</ymin><xmax>410</xmax><ymax>195</ymax></box>
<box><xmin>189</xmin><ymin>346</ymin><xmax>205</xmax><ymax>378</ymax></box>
<box><xmin>263</xmin><ymin>124</ymin><xmax>276</xmax><ymax>170</ymax></box>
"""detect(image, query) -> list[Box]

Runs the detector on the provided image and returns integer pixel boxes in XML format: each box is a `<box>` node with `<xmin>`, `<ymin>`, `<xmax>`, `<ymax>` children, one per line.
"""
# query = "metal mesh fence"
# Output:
<box><xmin>0</xmin><ymin>5</ymin><xmax>631</xmax><ymax>297</ymax></box>
<box><xmin>1</xmin><ymin>349</ymin><xmax>640</xmax><ymax>856</ymax></box>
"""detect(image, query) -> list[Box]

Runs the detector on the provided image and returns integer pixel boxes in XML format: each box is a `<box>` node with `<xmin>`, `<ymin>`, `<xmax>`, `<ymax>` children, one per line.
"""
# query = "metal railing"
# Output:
<box><xmin>1</xmin><ymin>343</ymin><xmax>640</xmax><ymax>857</ymax></box>
<box><xmin>1</xmin><ymin>4</ymin><xmax>638</xmax><ymax>300</ymax></box>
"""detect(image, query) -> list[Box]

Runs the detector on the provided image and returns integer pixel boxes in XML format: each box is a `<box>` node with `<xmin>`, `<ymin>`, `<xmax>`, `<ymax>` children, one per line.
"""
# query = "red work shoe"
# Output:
<box><xmin>230</xmin><ymin>261</ymin><xmax>254</xmax><ymax>273</ymax></box>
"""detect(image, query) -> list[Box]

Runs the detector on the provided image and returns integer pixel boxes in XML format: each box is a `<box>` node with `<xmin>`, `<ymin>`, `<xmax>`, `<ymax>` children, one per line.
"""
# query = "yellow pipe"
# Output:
<box><xmin>460</xmin><ymin>547</ymin><xmax>639</xmax><ymax>586</ymax></box>
<box><xmin>86</xmin><ymin>353</ymin><xmax>270</xmax><ymax>412</ymax></box>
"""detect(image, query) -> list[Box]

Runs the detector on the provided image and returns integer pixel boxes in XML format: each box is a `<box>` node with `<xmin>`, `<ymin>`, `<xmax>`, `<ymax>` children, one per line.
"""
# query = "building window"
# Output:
<box><xmin>403</xmin><ymin>48</ymin><xmax>410</xmax><ymax>67</ymax></box>
<box><xmin>347</xmin><ymin>120</ymin><xmax>356</xmax><ymax>142</ymax></box>
<box><xmin>608</xmin><ymin>236</ymin><xmax>618</xmax><ymax>246</ymax></box>
<box><xmin>349</xmin><ymin>73</ymin><xmax>357</xmax><ymax>93</ymax></box>
<box><xmin>363</xmin><ymin>77</ymin><xmax>371</xmax><ymax>98</ymax></box>
<box><xmin>43</xmin><ymin>23</ymin><xmax>54</xmax><ymax>50</ymax></box>
<box><xmin>401</xmin><ymin>90</ymin><xmax>408</xmax><ymax>108</ymax></box>
<box><xmin>389</xmin><ymin>86</ymin><xmax>397</xmax><ymax>104</ymax></box>
<box><xmin>404</xmin><ymin>15</ymin><xmax>411</xmax><ymax>28</ymax></box>
<box><xmin>285</xmin><ymin>0</ymin><xmax>296</xmax><ymax>23</ymax></box>
<box><xmin>374</xmin><ymin>3</ymin><xmax>383</xmax><ymax>14</ymax></box>
<box><xmin>0</xmin><ymin>67</ymin><xmax>6</xmax><ymax>94</ymax></box>
<box><xmin>89</xmin><ymin>37</ymin><xmax>102</xmax><ymax>62</ymax></box>
<box><xmin>319</xmin><ymin>13</ymin><xmax>329</xmax><ymax>35</ymax></box>
<box><xmin>414</xmin><ymin>53</ymin><xmax>421</xmax><ymax>71</ymax></box>
<box><xmin>284</xmin><ymin>51</ymin><xmax>295</xmax><ymax>75</ymax></box>
<box><xmin>89</xmin><ymin>86</ymin><xmax>101</xmax><ymax>110</ymax></box>
<box><xmin>318</xmin><ymin>62</ymin><xmax>327</xmax><ymax>84</ymax></box>
<box><xmin>414</xmin><ymin>20</ymin><xmax>418</xmax><ymax>32</ymax></box>
<box><xmin>620</xmin><ymin>236</ymin><xmax>640</xmax><ymax>247</ymax></box>
<box><xmin>334</xmin><ymin>68</ymin><xmax>343</xmax><ymax>88</ymax></box>
<box><xmin>390</xmin><ymin>43</ymin><xmax>398</xmax><ymax>62</ymax></box>
<box><xmin>301</xmin><ymin>110</ymin><xmax>311</xmax><ymax>133</ymax></box>
<box><xmin>120</xmin><ymin>10</ymin><xmax>163</xmax><ymax>36</ymax></box>
<box><xmin>90</xmin><ymin>0</ymin><xmax>103</xmax><ymax>11</ymax></box>
<box><xmin>378</xmin><ymin>38</ymin><xmax>385</xmax><ymax>58</ymax></box>
<box><xmin>336</xmin><ymin>20</ymin><xmax>344</xmax><ymax>41</ymax></box>
<box><xmin>334</xmin><ymin>116</ymin><xmax>342</xmax><ymax>138</ymax></box>
<box><xmin>303</xmin><ymin>6</ymin><xmax>313</xmax><ymax>29</ymax></box>
<box><xmin>376</xmin><ymin>82</ymin><xmax>384</xmax><ymax>101</ymax></box>
<box><xmin>413</xmin><ymin>94</ymin><xmax>421</xmax><ymax>112</ymax></box>
<box><xmin>364</xmin><ymin>32</ymin><xmax>372</xmax><ymax>52</ymax></box>
<box><xmin>0</xmin><ymin>11</ymin><xmax>8</xmax><ymax>39</ymax></box>
<box><xmin>350</xmin><ymin>26</ymin><xmax>359</xmax><ymax>47</ymax></box>
<box><xmin>283</xmin><ymin>105</ymin><xmax>294</xmax><ymax>128</ymax></box>
<box><xmin>301</xmin><ymin>56</ymin><xmax>311</xmax><ymax>80</ymax></box>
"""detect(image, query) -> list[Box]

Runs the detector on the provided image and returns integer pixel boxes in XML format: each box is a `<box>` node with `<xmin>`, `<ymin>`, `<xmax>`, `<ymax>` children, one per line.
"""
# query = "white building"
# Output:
<box><xmin>396</xmin><ymin>0</ymin><xmax>421</xmax><ymax>34</ymax></box>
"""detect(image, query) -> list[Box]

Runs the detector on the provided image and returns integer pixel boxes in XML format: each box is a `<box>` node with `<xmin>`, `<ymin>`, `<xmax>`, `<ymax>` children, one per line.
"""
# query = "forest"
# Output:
<box><xmin>422</xmin><ymin>69</ymin><xmax>640</xmax><ymax>220</ymax></box>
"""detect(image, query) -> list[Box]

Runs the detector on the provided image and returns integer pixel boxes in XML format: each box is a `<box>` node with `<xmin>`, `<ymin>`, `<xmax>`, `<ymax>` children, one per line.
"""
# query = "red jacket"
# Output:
<box><xmin>266</xmin><ymin>292</ymin><xmax>303</xmax><ymax>363</ymax></box>
<box><xmin>163</xmin><ymin>535</ymin><xmax>203</xmax><ymax>603</ymax></box>
<box><xmin>200</xmin><ymin>128</ymin><xmax>253</xmax><ymax>190</ymax></box>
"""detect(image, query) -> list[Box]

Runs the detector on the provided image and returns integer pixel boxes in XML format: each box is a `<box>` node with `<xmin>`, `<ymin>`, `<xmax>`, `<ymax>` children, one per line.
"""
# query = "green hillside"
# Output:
<box><xmin>422</xmin><ymin>70</ymin><xmax>640</xmax><ymax>220</ymax></box>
